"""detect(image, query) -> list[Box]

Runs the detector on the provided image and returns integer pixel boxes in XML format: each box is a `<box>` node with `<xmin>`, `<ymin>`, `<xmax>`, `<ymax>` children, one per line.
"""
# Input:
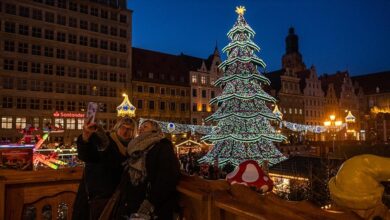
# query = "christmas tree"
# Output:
<box><xmin>199</xmin><ymin>6</ymin><xmax>286</xmax><ymax>166</ymax></box>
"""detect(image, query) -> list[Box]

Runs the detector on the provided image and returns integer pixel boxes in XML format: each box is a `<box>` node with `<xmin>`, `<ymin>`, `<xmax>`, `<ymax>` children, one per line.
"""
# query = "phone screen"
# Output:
<box><xmin>86</xmin><ymin>102</ymin><xmax>98</xmax><ymax>124</ymax></box>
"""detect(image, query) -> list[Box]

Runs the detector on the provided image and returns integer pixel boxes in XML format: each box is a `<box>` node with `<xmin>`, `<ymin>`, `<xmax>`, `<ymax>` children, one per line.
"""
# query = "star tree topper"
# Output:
<box><xmin>235</xmin><ymin>6</ymin><xmax>246</xmax><ymax>16</ymax></box>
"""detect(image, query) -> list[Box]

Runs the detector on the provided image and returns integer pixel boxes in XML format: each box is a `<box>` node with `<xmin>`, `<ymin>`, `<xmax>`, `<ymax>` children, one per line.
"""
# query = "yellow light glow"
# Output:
<box><xmin>235</xmin><ymin>6</ymin><xmax>246</xmax><ymax>15</ymax></box>
<box><xmin>335</xmin><ymin>121</ymin><xmax>343</xmax><ymax>126</ymax></box>
<box><xmin>122</xmin><ymin>93</ymin><xmax>127</xmax><ymax>97</ymax></box>
<box><xmin>324</xmin><ymin>121</ymin><xmax>331</xmax><ymax>126</ymax></box>
<box><xmin>330</xmin><ymin>115</ymin><xmax>336</xmax><ymax>120</ymax></box>
<box><xmin>207</xmin><ymin>106</ymin><xmax>211</xmax><ymax>112</ymax></box>
<box><xmin>371</xmin><ymin>106</ymin><xmax>390</xmax><ymax>114</ymax></box>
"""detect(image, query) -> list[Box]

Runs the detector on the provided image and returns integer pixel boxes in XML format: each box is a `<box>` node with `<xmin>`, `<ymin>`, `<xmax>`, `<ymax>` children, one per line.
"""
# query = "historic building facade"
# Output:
<box><xmin>190</xmin><ymin>47</ymin><xmax>222</xmax><ymax>125</ymax></box>
<box><xmin>0</xmin><ymin>0</ymin><xmax>132</xmax><ymax>143</ymax></box>
<box><xmin>131</xmin><ymin>48</ymin><xmax>192</xmax><ymax>124</ymax></box>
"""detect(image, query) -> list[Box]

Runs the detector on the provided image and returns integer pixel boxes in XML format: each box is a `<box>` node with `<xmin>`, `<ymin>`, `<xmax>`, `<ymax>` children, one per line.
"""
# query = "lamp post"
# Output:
<box><xmin>324</xmin><ymin>115</ymin><xmax>343</xmax><ymax>153</ymax></box>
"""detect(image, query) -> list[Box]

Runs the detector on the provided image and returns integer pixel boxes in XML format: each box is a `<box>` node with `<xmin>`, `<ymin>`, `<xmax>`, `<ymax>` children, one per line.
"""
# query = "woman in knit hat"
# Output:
<box><xmin>72</xmin><ymin>117</ymin><xmax>137</xmax><ymax>220</ymax></box>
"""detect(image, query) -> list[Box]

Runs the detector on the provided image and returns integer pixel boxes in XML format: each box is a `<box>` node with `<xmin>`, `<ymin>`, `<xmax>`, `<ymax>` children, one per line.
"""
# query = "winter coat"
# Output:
<box><xmin>72</xmin><ymin>132</ymin><xmax>128</xmax><ymax>220</ymax></box>
<box><xmin>112</xmin><ymin>138</ymin><xmax>180</xmax><ymax>220</ymax></box>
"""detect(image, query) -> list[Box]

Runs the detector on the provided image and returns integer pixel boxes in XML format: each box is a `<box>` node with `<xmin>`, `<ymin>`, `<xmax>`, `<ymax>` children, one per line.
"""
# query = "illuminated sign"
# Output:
<box><xmin>53</xmin><ymin>112</ymin><xmax>85</xmax><ymax>118</ymax></box>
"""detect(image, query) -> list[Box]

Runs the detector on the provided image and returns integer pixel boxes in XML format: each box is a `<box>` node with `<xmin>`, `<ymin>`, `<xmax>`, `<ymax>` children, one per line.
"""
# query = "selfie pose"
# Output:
<box><xmin>72</xmin><ymin>117</ymin><xmax>137</xmax><ymax>220</ymax></box>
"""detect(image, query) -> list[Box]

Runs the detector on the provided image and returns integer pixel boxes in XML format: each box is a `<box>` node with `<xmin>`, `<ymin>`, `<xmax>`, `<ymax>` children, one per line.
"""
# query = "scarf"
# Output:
<box><xmin>109</xmin><ymin>132</ymin><xmax>129</xmax><ymax>156</ymax></box>
<box><xmin>124</xmin><ymin>132</ymin><xmax>164</xmax><ymax>185</ymax></box>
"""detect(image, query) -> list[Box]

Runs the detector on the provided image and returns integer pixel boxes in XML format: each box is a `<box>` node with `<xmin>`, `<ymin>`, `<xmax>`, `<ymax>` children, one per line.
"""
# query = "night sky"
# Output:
<box><xmin>128</xmin><ymin>0</ymin><xmax>390</xmax><ymax>76</ymax></box>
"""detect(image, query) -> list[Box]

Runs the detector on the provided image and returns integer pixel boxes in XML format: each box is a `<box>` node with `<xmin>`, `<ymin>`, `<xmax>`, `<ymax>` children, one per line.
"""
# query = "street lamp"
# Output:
<box><xmin>324</xmin><ymin>115</ymin><xmax>343</xmax><ymax>153</ymax></box>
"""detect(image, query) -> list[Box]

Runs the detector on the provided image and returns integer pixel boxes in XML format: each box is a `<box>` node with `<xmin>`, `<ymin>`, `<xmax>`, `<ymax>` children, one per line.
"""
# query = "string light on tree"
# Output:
<box><xmin>198</xmin><ymin>6</ymin><xmax>286</xmax><ymax>166</ymax></box>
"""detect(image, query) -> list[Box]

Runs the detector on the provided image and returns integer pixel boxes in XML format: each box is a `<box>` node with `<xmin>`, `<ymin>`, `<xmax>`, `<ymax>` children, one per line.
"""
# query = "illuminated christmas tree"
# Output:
<box><xmin>200</xmin><ymin>6</ymin><xmax>286</xmax><ymax>166</ymax></box>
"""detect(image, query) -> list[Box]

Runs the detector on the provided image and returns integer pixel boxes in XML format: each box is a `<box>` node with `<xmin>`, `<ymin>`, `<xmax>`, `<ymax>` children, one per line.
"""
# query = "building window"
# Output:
<box><xmin>33</xmin><ymin>117</ymin><xmax>40</xmax><ymax>128</ymax></box>
<box><xmin>202</xmin><ymin>90</ymin><xmax>207</xmax><ymax>98</ymax></box>
<box><xmin>67</xmin><ymin>101</ymin><xmax>76</xmax><ymax>111</ymax></box>
<box><xmin>55</xmin><ymin>100</ymin><xmax>65</xmax><ymax>110</ymax></box>
<box><xmin>90</xmin><ymin>38</ymin><xmax>98</xmax><ymax>47</ymax></box>
<box><xmin>119</xmin><ymin>73</ymin><xmax>126</xmax><ymax>82</ymax></box>
<box><xmin>5</xmin><ymin>22</ymin><xmax>15</xmax><ymax>33</ymax></box>
<box><xmin>160</xmin><ymin>88</ymin><xmax>165</xmax><ymax>95</ymax></box>
<box><xmin>110</xmin><ymin>27</ymin><xmax>117</xmax><ymax>36</ymax></box>
<box><xmin>44</xmin><ymin>47</ymin><xmax>53</xmax><ymax>57</ymax></box>
<box><xmin>100</xmin><ymin>40</ymin><xmax>108</xmax><ymax>49</ymax></box>
<box><xmin>89</xmin><ymin>70</ymin><xmax>98</xmax><ymax>80</ymax></box>
<box><xmin>30</xmin><ymin>99</ymin><xmax>40</xmax><ymax>109</ymax></box>
<box><xmin>43</xmin><ymin>82</ymin><xmax>53</xmax><ymax>92</ymax></box>
<box><xmin>191</xmin><ymin>75</ymin><xmax>197</xmax><ymax>83</ymax></box>
<box><xmin>19</xmin><ymin>24</ymin><xmax>29</xmax><ymax>35</ymax></box>
<box><xmin>32</xmin><ymin>9</ymin><xmax>42</xmax><ymax>20</ymax></box>
<box><xmin>120</xmin><ymin>29</ymin><xmax>127</xmax><ymax>38</ymax></box>
<box><xmin>4</xmin><ymin>40</ymin><xmax>15</xmax><ymax>51</ymax></box>
<box><xmin>69</xmin><ymin>17</ymin><xmax>77</xmax><ymax>27</ymax></box>
<box><xmin>137</xmin><ymin>100</ymin><xmax>143</xmax><ymax>109</ymax></box>
<box><xmin>4</xmin><ymin>59</ymin><xmax>14</xmax><ymax>70</ymax></box>
<box><xmin>80</xmin><ymin>4</ymin><xmax>88</xmax><ymax>13</ymax></box>
<box><xmin>55</xmin><ymin>83</ymin><xmax>65</xmax><ymax>93</ymax></box>
<box><xmin>181</xmin><ymin>103</ymin><xmax>185</xmax><ymax>112</ymax></box>
<box><xmin>3</xmin><ymin>78</ymin><xmax>13</xmax><ymax>89</ymax></box>
<box><xmin>149</xmin><ymin>87</ymin><xmax>155</xmax><ymax>93</ymax></box>
<box><xmin>44</xmin><ymin>30</ymin><xmax>54</xmax><ymax>40</ymax></box>
<box><xmin>32</xmin><ymin>27</ymin><xmax>42</xmax><ymax>38</ymax></box>
<box><xmin>91</xmin><ymin>7</ymin><xmax>99</xmax><ymax>16</ymax></box>
<box><xmin>16</xmin><ymin>79</ymin><xmax>27</xmax><ymax>90</ymax></box>
<box><xmin>99</xmin><ymin>87</ymin><xmax>108</xmax><ymax>96</ymax></box>
<box><xmin>105</xmin><ymin>73</ymin><xmax>115</xmax><ymax>82</ymax></box>
<box><xmin>110</xmin><ymin>42</ymin><xmax>117</xmax><ymax>51</ymax></box>
<box><xmin>170</xmin><ymin>102</ymin><xmax>176</xmax><ymax>111</ymax></box>
<box><xmin>120</xmin><ymin>14</ymin><xmax>127</xmax><ymax>23</ymax></box>
<box><xmin>91</xmin><ymin>23</ymin><xmax>99</xmax><ymax>32</ymax></box>
<box><xmin>90</xmin><ymin>54</ymin><xmax>98</xmax><ymax>64</ymax></box>
<box><xmin>120</xmin><ymin>44</ymin><xmax>127</xmax><ymax>53</ymax></box>
<box><xmin>170</xmin><ymin>89</ymin><xmax>175</xmax><ymax>96</ymax></box>
<box><xmin>31</xmin><ymin>63</ymin><xmax>41</xmax><ymax>73</ymax></box>
<box><xmin>16</xmin><ymin>97</ymin><xmax>27</xmax><ymax>109</ymax></box>
<box><xmin>1</xmin><ymin>117</ymin><xmax>13</xmax><ymax>129</ymax></box>
<box><xmin>192</xmin><ymin>103</ymin><xmax>197</xmax><ymax>111</ymax></box>
<box><xmin>2</xmin><ymin>97</ymin><xmax>13</xmax><ymax>108</ymax></box>
<box><xmin>79</xmin><ymin>69</ymin><xmax>88</xmax><ymax>78</ymax></box>
<box><xmin>79</xmin><ymin>85</ymin><xmax>87</xmax><ymax>95</ymax></box>
<box><xmin>58</xmin><ymin>0</ymin><xmax>67</xmax><ymax>9</ymax></box>
<box><xmin>201</xmin><ymin>76</ymin><xmax>206</xmax><ymax>84</ymax></box>
<box><xmin>77</xmin><ymin>119</ymin><xmax>84</xmax><ymax>130</ymax></box>
<box><xmin>80</xmin><ymin>20</ymin><xmax>88</xmax><ymax>29</ymax></box>
<box><xmin>33</xmin><ymin>40</ymin><xmax>43</xmax><ymax>50</ymax></box>
<box><xmin>17</xmin><ymin>61</ymin><xmax>28</xmax><ymax>72</ymax></box>
<box><xmin>211</xmin><ymin>91</ymin><xmax>215</xmax><ymax>98</ymax></box>
<box><xmin>67</xmin><ymin>83</ymin><xmax>77</xmax><ymax>93</ymax></box>
<box><xmin>69</xmin><ymin>2</ymin><xmax>77</xmax><ymax>11</ymax></box>
<box><xmin>44</xmin><ymin>64</ymin><xmax>53</xmax><ymax>75</ymax></box>
<box><xmin>109</xmin><ymin>88</ymin><xmax>116</xmax><ymax>97</ymax></box>
<box><xmin>57</xmin><ymin>32</ymin><xmax>66</xmax><ymax>42</ymax></box>
<box><xmin>43</xmin><ymin>100</ymin><xmax>52</xmax><ymax>110</ymax></box>
<box><xmin>160</xmin><ymin>102</ymin><xmax>165</xmax><ymax>110</ymax></box>
<box><xmin>148</xmin><ymin>72</ymin><xmax>154</xmax><ymax>79</ymax></box>
<box><xmin>202</xmin><ymin>104</ymin><xmax>206</xmax><ymax>112</ymax></box>
<box><xmin>5</xmin><ymin>3</ymin><xmax>16</xmax><ymax>15</ymax></box>
<box><xmin>56</xmin><ymin>49</ymin><xmax>65</xmax><ymax>59</ymax></box>
<box><xmin>30</xmin><ymin>80</ymin><xmax>41</xmax><ymax>91</ymax></box>
<box><xmin>18</xmin><ymin>43</ymin><xmax>28</xmax><ymax>53</ymax></box>
<box><xmin>149</xmin><ymin>101</ymin><xmax>155</xmax><ymax>110</ymax></box>
<box><xmin>101</xmin><ymin>10</ymin><xmax>108</xmax><ymax>18</ymax></box>
<box><xmin>79</xmin><ymin>101</ymin><xmax>87</xmax><ymax>111</ymax></box>
<box><xmin>55</xmin><ymin>118</ymin><xmax>64</xmax><ymax>129</ymax></box>
<box><xmin>45</xmin><ymin>12</ymin><xmax>54</xmax><ymax>23</ymax></box>
<box><xmin>192</xmin><ymin>118</ymin><xmax>198</xmax><ymax>125</ymax></box>
<box><xmin>66</xmin><ymin>118</ymin><xmax>76</xmax><ymax>130</ymax></box>
<box><xmin>100</xmin><ymin>25</ymin><xmax>108</xmax><ymax>34</ymax></box>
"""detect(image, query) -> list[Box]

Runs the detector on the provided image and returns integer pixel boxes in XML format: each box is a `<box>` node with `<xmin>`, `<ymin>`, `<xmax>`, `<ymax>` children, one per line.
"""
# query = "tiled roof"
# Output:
<box><xmin>351</xmin><ymin>71</ymin><xmax>390</xmax><ymax>94</ymax></box>
<box><xmin>132</xmin><ymin>47</ymin><xmax>204</xmax><ymax>86</ymax></box>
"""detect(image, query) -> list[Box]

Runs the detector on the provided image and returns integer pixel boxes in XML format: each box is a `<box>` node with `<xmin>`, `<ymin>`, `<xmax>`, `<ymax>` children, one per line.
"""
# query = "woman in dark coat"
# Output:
<box><xmin>110</xmin><ymin>119</ymin><xmax>180</xmax><ymax>220</ymax></box>
<box><xmin>72</xmin><ymin>117</ymin><xmax>137</xmax><ymax>220</ymax></box>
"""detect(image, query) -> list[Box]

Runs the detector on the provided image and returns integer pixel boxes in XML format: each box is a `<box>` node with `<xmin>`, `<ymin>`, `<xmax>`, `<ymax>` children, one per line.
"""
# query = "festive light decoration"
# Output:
<box><xmin>345</xmin><ymin>111</ymin><xmax>356</xmax><ymax>123</ymax></box>
<box><xmin>139</xmin><ymin>118</ymin><xmax>214</xmax><ymax>135</ymax></box>
<box><xmin>198</xmin><ymin>7</ymin><xmax>286</xmax><ymax>166</ymax></box>
<box><xmin>371</xmin><ymin>106</ymin><xmax>390</xmax><ymax>114</ymax></box>
<box><xmin>272</xmin><ymin>105</ymin><xmax>283</xmax><ymax>120</ymax></box>
<box><xmin>117</xmin><ymin>93</ymin><xmax>136</xmax><ymax>118</ymax></box>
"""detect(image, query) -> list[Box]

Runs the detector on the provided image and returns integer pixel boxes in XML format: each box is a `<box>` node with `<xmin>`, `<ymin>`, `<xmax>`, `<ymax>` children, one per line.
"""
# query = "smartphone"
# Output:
<box><xmin>86</xmin><ymin>102</ymin><xmax>98</xmax><ymax>124</ymax></box>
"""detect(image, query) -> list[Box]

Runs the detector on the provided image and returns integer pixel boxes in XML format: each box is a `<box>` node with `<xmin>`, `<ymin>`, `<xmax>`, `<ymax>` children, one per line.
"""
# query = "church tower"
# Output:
<box><xmin>282</xmin><ymin>27</ymin><xmax>306</xmax><ymax>72</ymax></box>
